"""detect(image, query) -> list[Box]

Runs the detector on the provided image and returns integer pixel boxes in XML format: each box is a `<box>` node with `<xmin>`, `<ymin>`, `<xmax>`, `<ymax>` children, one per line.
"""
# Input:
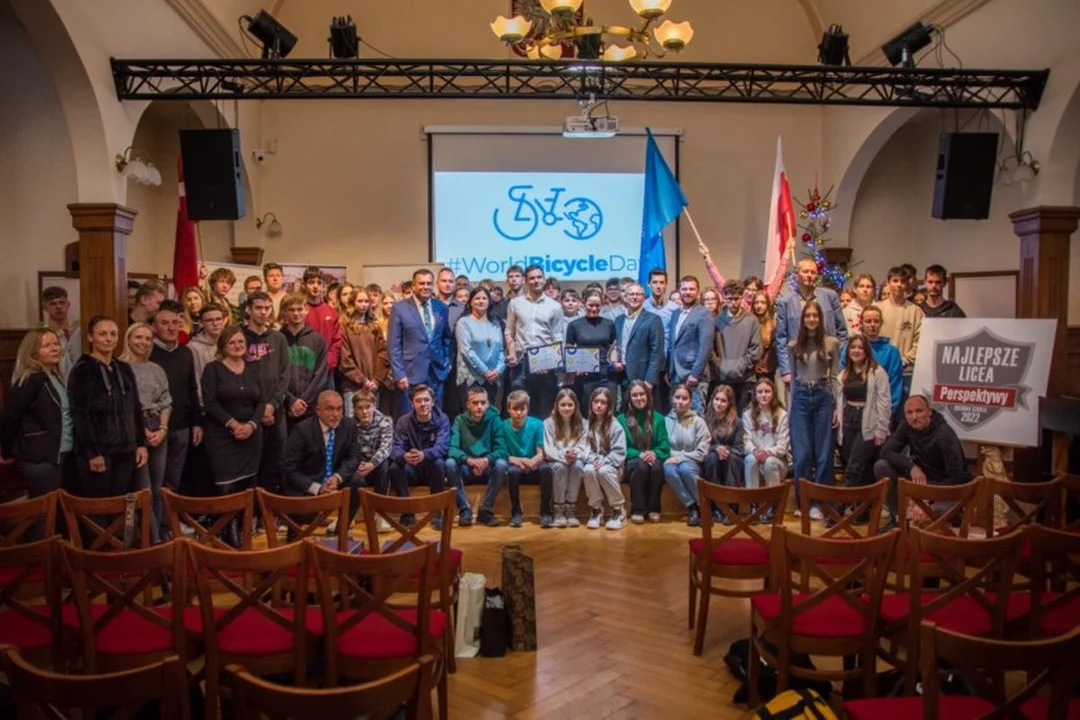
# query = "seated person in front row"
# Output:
<box><xmin>873</xmin><ymin>394</ymin><xmax>970</xmax><ymax>528</ymax></box>
<box><xmin>447</xmin><ymin>385</ymin><xmax>507</xmax><ymax>528</ymax></box>
<box><xmin>502</xmin><ymin>390</ymin><xmax>551</xmax><ymax>529</ymax></box>
<box><xmin>389</xmin><ymin>384</ymin><xmax>461</xmax><ymax>530</ymax></box>
<box><xmin>349</xmin><ymin>389</ymin><xmax>409</xmax><ymax>530</ymax></box>
<box><xmin>282</xmin><ymin>391</ymin><xmax>360</xmax><ymax>534</ymax></box>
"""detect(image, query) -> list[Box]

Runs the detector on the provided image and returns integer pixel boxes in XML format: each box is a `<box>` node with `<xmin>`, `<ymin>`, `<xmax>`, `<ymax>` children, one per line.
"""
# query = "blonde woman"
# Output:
<box><xmin>543</xmin><ymin>388</ymin><xmax>588</xmax><ymax>528</ymax></box>
<box><xmin>180</xmin><ymin>286</ymin><xmax>205</xmax><ymax>343</ymax></box>
<box><xmin>1</xmin><ymin>329</ymin><xmax>73</xmax><ymax>535</ymax></box>
<box><xmin>120</xmin><ymin>322</ymin><xmax>172</xmax><ymax>542</ymax></box>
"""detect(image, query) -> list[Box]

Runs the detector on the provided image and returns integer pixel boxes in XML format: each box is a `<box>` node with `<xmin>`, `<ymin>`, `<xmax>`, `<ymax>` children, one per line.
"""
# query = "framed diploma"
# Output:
<box><xmin>564</xmin><ymin>346</ymin><xmax>601</xmax><ymax>374</ymax></box>
<box><xmin>526</xmin><ymin>342</ymin><xmax>563</xmax><ymax>373</ymax></box>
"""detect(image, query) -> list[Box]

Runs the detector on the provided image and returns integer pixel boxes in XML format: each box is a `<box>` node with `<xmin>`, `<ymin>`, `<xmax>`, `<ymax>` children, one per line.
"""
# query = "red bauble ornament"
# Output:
<box><xmin>816</xmin><ymin>260</ymin><xmax>825</xmax><ymax>272</ymax></box>
<box><xmin>801</xmin><ymin>232</ymin><xmax>812</xmax><ymax>243</ymax></box>
<box><xmin>806</xmin><ymin>202</ymin><xmax>817</xmax><ymax>212</ymax></box>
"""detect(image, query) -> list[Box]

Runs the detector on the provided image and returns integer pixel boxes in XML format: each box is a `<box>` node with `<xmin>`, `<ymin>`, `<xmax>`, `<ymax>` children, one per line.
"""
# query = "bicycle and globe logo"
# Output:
<box><xmin>492</xmin><ymin>185</ymin><xmax>604</xmax><ymax>242</ymax></box>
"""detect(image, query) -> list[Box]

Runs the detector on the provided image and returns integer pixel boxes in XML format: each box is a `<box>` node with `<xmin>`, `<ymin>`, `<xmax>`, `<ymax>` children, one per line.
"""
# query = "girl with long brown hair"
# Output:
<box><xmin>741</xmin><ymin>378</ymin><xmax>789</xmax><ymax>522</ymax></box>
<box><xmin>543</xmin><ymin>388</ymin><xmax>587</xmax><ymax>528</ymax></box>
<box><xmin>839</xmin><ymin>334</ymin><xmax>890</xmax><ymax>488</ymax></box>
<box><xmin>618</xmin><ymin>379</ymin><xmax>670</xmax><ymax>524</ymax></box>
<box><xmin>339</xmin><ymin>289</ymin><xmax>389</xmax><ymax>411</ymax></box>
<box><xmin>704</xmin><ymin>384</ymin><xmax>744</xmax><ymax>496</ymax></box>
<box><xmin>581</xmin><ymin>386</ymin><xmax>627</xmax><ymax>530</ymax></box>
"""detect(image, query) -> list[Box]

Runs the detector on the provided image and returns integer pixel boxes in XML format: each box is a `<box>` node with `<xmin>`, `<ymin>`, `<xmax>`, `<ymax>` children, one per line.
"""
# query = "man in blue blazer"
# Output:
<box><xmin>387</xmin><ymin>269</ymin><xmax>453</xmax><ymax>418</ymax></box>
<box><xmin>614</xmin><ymin>283</ymin><xmax>665</xmax><ymax>405</ymax></box>
<box><xmin>667</xmin><ymin>276</ymin><xmax>715</xmax><ymax>411</ymax></box>
<box><xmin>774</xmin><ymin>258</ymin><xmax>848</xmax><ymax>384</ymax></box>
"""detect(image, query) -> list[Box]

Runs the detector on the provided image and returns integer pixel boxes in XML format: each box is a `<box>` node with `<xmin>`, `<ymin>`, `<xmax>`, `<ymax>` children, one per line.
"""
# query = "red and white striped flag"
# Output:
<box><xmin>765</xmin><ymin>137</ymin><xmax>796</xmax><ymax>282</ymax></box>
<box><xmin>173</xmin><ymin>155</ymin><xmax>199</xmax><ymax>293</ymax></box>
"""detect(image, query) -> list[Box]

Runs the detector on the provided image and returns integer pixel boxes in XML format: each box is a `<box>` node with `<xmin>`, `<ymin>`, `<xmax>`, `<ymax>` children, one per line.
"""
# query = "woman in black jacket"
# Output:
<box><xmin>67</xmin><ymin>317</ymin><xmax>147</xmax><ymax>498</ymax></box>
<box><xmin>1</xmin><ymin>329</ymin><xmax>74</xmax><ymax>536</ymax></box>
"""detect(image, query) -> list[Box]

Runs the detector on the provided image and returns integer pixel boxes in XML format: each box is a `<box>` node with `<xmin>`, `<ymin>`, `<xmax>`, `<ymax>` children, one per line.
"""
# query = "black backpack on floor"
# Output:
<box><xmin>724</xmin><ymin>638</ymin><xmax>833</xmax><ymax>705</ymax></box>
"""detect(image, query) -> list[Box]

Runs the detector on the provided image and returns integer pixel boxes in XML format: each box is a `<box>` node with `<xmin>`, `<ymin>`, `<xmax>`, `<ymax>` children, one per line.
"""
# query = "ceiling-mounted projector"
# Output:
<box><xmin>563</xmin><ymin>114</ymin><xmax>619</xmax><ymax>138</ymax></box>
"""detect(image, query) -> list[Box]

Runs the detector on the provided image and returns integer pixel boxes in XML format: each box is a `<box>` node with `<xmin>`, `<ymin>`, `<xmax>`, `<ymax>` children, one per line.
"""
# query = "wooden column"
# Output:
<box><xmin>68</xmin><ymin>203</ymin><xmax>137</xmax><ymax>352</ymax></box>
<box><xmin>1009</xmin><ymin>206</ymin><xmax>1080</xmax><ymax>398</ymax></box>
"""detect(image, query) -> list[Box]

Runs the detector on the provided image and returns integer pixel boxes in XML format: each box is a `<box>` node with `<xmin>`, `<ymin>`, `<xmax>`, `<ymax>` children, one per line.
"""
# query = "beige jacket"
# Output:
<box><xmin>877</xmin><ymin>299</ymin><xmax>922</xmax><ymax>372</ymax></box>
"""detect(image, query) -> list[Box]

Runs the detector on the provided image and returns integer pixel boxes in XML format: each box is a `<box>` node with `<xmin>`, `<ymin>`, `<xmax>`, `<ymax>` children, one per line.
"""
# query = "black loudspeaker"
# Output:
<box><xmin>179</xmin><ymin>129</ymin><xmax>246</xmax><ymax>221</ymax></box>
<box><xmin>931</xmin><ymin>132</ymin><xmax>998</xmax><ymax>220</ymax></box>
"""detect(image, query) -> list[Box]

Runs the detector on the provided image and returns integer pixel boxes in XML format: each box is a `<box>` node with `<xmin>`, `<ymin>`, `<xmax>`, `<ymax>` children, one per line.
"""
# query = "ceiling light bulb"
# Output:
<box><xmin>540</xmin><ymin>0</ymin><xmax>584</xmax><ymax>14</ymax></box>
<box><xmin>629</xmin><ymin>0</ymin><xmax>672</xmax><ymax>20</ymax></box>
<box><xmin>654</xmin><ymin>20</ymin><xmax>693</xmax><ymax>51</ymax></box>
<box><xmin>491</xmin><ymin>15</ymin><xmax>532</xmax><ymax>43</ymax></box>
<box><xmin>602</xmin><ymin>44</ymin><xmax>638</xmax><ymax>62</ymax></box>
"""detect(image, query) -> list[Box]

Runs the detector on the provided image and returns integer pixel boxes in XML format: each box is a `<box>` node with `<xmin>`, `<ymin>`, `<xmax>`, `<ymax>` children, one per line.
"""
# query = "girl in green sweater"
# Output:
<box><xmin>618</xmin><ymin>379</ymin><xmax>670</xmax><ymax>524</ymax></box>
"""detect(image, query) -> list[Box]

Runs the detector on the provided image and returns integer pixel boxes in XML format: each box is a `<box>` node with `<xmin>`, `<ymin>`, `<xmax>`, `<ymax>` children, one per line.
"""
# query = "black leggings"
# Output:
<box><xmin>626</xmin><ymin>457</ymin><xmax>664</xmax><ymax>516</ymax></box>
<box><xmin>841</xmin><ymin>405</ymin><xmax>878</xmax><ymax>487</ymax></box>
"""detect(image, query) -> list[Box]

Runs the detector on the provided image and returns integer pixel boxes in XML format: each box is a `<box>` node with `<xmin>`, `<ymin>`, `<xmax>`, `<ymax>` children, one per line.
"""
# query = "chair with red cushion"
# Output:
<box><xmin>310</xmin><ymin>540</ymin><xmax>447</xmax><ymax>720</ymax></box>
<box><xmin>0</xmin><ymin>538</ymin><xmax>58</xmax><ymax>665</ymax></box>
<box><xmin>185</xmin><ymin>540</ymin><xmax>312</xmax><ymax>720</ymax></box>
<box><xmin>59</xmin><ymin>489</ymin><xmax>151</xmax><ymax>551</ymax></box>
<box><xmin>878</xmin><ymin>527</ymin><xmax>1027</xmax><ymax>694</ymax></box>
<box><xmin>256</xmin><ymin>488</ymin><xmax>349</xmax><ymax>550</ymax></box>
<box><xmin>361</xmin><ymin>490</ymin><xmax>460</xmax><ymax>673</ymax></box>
<box><xmin>0</xmin><ymin>491</ymin><xmax>56</xmax><ymax>546</ymax></box>
<box><xmin>163</xmin><ymin>488</ymin><xmax>255</xmax><ymax>551</ymax></box>
<box><xmin>227</xmin><ymin>655</ymin><xmax>435</xmax><ymax>720</ymax></box>
<box><xmin>1029</xmin><ymin>524</ymin><xmax>1080</xmax><ymax>638</ymax></box>
<box><xmin>798</xmin><ymin>479</ymin><xmax>887</xmax><ymax>539</ymax></box>
<box><xmin>747</xmin><ymin>527</ymin><xmax>899</xmax><ymax>707</ymax></box>
<box><xmin>844</xmin><ymin>620</ymin><xmax>1080</xmax><ymax>719</ymax></box>
<box><xmin>59</xmin><ymin>539</ymin><xmax>186</xmax><ymax>673</ymax></box>
<box><xmin>688</xmin><ymin>479</ymin><xmax>789</xmax><ymax>656</ymax></box>
<box><xmin>2</xmin><ymin>645</ymin><xmax>191</xmax><ymax>720</ymax></box>
<box><xmin>982</xmin><ymin>475</ymin><xmax>1063</xmax><ymax>571</ymax></box>
<box><xmin>892</xmin><ymin>478</ymin><xmax>980</xmax><ymax>590</ymax></box>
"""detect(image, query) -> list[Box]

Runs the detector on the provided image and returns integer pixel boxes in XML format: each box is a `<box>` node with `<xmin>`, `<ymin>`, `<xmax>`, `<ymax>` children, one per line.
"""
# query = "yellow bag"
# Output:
<box><xmin>750</xmin><ymin>689</ymin><xmax>838</xmax><ymax>720</ymax></box>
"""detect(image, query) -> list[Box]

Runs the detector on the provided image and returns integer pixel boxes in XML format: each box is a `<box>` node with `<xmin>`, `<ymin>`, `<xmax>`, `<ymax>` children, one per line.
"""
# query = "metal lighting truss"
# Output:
<box><xmin>111</xmin><ymin>58</ymin><xmax>1049</xmax><ymax>109</ymax></box>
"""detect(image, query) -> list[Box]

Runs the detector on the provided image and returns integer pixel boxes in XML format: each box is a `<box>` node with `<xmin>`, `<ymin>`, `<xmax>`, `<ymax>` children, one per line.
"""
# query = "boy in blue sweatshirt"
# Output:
<box><xmin>389</xmin><ymin>384</ymin><xmax>462</xmax><ymax>529</ymax></box>
<box><xmin>447</xmin><ymin>386</ymin><xmax>508</xmax><ymax>527</ymax></box>
<box><xmin>502</xmin><ymin>389</ymin><xmax>553</xmax><ymax>528</ymax></box>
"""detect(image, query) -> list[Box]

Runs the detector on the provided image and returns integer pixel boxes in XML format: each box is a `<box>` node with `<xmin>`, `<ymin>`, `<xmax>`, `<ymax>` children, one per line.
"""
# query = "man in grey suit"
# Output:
<box><xmin>667</xmin><ymin>276</ymin><xmax>715</xmax><ymax>411</ymax></box>
<box><xmin>613</xmin><ymin>284</ymin><xmax>665</xmax><ymax>407</ymax></box>
<box><xmin>775</xmin><ymin>258</ymin><xmax>848</xmax><ymax>385</ymax></box>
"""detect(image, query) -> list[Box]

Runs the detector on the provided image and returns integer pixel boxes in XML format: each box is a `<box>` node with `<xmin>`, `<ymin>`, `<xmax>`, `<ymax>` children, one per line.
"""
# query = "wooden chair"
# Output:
<box><xmin>227</xmin><ymin>655</ymin><xmax>435</xmax><ymax>720</ymax></box>
<box><xmin>798</xmin><ymin>479</ymin><xmax>887</xmax><ymax>538</ymax></box>
<box><xmin>688</xmin><ymin>480</ymin><xmax>789</xmax><ymax>656</ymax></box>
<box><xmin>256</xmin><ymin>488</ymin><xmax>349</xmax><ymax>550</ymax></box>
<box><xmin>361</xmin><ymin>489</ymin><xmax>460</xmax><ymax>675</ymax></box>
<box><xmin>0</xmin><ymin>490</ymin><xmax>57</xmax><ymax>545</ymax></box>
<box><xmin>747</xmin><ymin>527</ymin><xmax>899</xmax><ymax>706</ymax></box>
<box><xmin>59</xmin><ymin>489</ymin><xmax>151</xmax><ymax>551</ymax></box>
<box><xmin>0</xmin><ymin>538</ymin><xmax>58</xmax><ymax>664</ymax></box>
<box><xmin>877</xmin><ymin>528</ymin><xmax>1027</xmax><ymax>693</ymax></box>
<box><xmin>892</xmin><ymin>478</ymin><xmax>980</xmax><ymax>589</ymax></box>
<box><xmin>2</xmin><ymin>644</ymin><xmax>190</xmax><ymax>720</ymax></box>
<box><xmin>982</xmin><ymin>475</ymin><xmax>1063</xmax><ymax>538</ymax></box>
<box><xmin>310</xmin><ymin>541</ymin><xmax>446</xmax><ymax>720</ymax></box>
<box><xmin>185</xmin><ymin>540</ymin><xmax>312</xmax><ymax>720</ymax></box>
<box><xmin>844</xmin><ymin>621</ymin><xmax>1080</xmax><ymax>719</ymax></box>
<box><xmin>1029</xmin><ymin>524</ymin><xmax>1080</xmax><ymax>638</ymax></box>
<box><xmin>163</xmin><ymin>488</ymin><xmax>254</xmax><ymax>551</ymax></box>
<box><xmin>59</xmin><ymin>539</ymin><xmax>186</xmax><ymax>673</ymax></box>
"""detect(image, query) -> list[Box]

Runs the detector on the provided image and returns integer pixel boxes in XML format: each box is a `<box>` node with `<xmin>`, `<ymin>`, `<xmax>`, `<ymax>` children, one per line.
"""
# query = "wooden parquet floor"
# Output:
<box><xmin>437</xmin><ymin>521</ymin><xmax>752</xmax><ymax>720</ymax></box>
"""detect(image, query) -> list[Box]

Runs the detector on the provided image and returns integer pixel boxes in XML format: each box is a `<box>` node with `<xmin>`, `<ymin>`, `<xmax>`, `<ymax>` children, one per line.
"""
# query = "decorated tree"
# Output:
<box><xmin>788</xmin><ymin>184</ymin><xmax>853</xmax><ymax>291</ymax></box>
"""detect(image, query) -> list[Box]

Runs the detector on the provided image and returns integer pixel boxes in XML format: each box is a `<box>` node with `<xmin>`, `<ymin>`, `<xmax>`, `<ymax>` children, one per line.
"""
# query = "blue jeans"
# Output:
<box><xmin>445</xmin><ymin>458</ymin><xmax>507</xmax><ymax>513</ymax></box>
<box><xmin>662</xmin><ymin>461</ymin><xmax>701</xmax><ymax>508</ymax></box>
<box><xmin>790</xmin><ymin>383</ymin><xmax>836</xmax><ymax>504</ymax></box>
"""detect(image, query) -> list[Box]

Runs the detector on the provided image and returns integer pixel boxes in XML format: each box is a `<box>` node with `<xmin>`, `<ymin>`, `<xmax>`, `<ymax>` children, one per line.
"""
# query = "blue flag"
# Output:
<box><xmin>637</xmin><ymin>129</ymin><xmax>688</xmax><ymax>286</ymax></box>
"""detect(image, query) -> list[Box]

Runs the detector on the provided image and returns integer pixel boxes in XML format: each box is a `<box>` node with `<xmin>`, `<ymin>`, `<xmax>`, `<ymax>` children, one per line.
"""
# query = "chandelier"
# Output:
<box><xmin>491</xmin><ymin>0</ymin><xmax>694</xmax><ymax>62</ymax></box>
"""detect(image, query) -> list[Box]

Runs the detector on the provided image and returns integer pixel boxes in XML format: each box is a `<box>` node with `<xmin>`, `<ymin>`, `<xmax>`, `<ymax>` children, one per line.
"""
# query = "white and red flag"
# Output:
<box><xmin>764</xmin><ymin>136</ymin><xmax>796</xmax><ymax>283</ymax></box>
<box><xmin>173</xmin><ymin>155</ymin><xmax>199</xmax><ymax>293</ymax></box>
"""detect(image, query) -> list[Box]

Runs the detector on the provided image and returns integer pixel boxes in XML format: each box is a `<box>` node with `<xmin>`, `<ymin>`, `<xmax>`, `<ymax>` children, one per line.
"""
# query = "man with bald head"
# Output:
<box><xmin>283</xmin><ymin>390</ymin><xmax>361</xmax><ymax>499</ymax></box>
<box><xmin>774</xmin><ymin>258</ymin><xmax>847</xmax><ymax>386</ymax></box>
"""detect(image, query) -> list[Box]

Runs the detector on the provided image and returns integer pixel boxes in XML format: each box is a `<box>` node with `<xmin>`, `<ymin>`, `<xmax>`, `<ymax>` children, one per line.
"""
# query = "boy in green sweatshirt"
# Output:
<box><xmin>447</xmin><ymin>386</ymin><xmax>508</xmax><ymax>527</ymax></box>
<box><xmin>502</xmin><ymin>390</ymin><xmax>553</xmax><ymax>528</ymax></box>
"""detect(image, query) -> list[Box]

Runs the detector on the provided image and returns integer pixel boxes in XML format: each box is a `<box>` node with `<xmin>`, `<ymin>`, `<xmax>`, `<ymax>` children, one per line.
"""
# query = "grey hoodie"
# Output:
<box><xmin>582</xmin><ymin>418</ymin><xmax>627</xmax><ymax>469</ymax></box>
<box><xmin>664</xmin><ymin>410</ymin><xmax>710</xmax><ymax>465</ymax></box>
<box><xmin>188</xmin><ymin>331</ymin><xmax>219</xmax><ymax>406</ymax></box>
<box><xmin>716</xmin><ymin>312</ymin><xmax>762</xmax><ymax>384</ymax></box>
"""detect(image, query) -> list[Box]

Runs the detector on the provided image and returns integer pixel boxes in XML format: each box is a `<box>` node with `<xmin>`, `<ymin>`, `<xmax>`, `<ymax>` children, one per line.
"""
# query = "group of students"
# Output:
<box><xmin>0</xmin><ymin>251</ymin><xmax>969</xmax><ymax>540</ymax></box>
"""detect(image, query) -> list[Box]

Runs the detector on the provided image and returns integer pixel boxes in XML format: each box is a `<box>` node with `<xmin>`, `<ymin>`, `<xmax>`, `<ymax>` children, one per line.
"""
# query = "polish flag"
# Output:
<box><xmin>173</xmin><ymin>155</ymin><xmax>199</xmax><ymax>293</ymax></box>
<box><xmin>765</xmin><ymin>137</ymin><xmax>796</xmax><ymax>283</ymax></box>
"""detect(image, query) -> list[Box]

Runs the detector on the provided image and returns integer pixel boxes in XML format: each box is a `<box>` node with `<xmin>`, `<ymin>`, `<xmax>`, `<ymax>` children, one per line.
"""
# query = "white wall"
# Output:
<box><xmin>0</xmin><ymin>0</ymin><xmax>78</xmax><ymax>326</ymax></box>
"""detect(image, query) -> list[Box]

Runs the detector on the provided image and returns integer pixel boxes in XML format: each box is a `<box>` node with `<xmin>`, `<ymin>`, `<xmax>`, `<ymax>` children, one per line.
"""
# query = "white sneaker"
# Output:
<box><xmin>606</xmin><ymin>509</ymin><xmax>626</xmax><ymax>530</ymax></box>
<box><xmin>376</xmin><ymin>516</ymin><xmax>392</xmax><ymax>533</ymax></box>
<box><xmin>630</xmin><ymin>513</ymin><xmax>645</xmax><ymax>525</ymax></box>
<box><xmin>809</xmin><ymin>505</ymin><xmax>824</xmax><ymax>521</ymax></box>
<box><xmin>326</xmin><ymin>519</ymin><xmax>338</xmax><ymax>534</ymax></box>
<box><xmin>647</xmin><ymin>512</ymin><xmax>662</xmax><ymax>523</ymax></box>
<box><xmin>565</xmin><ymin>510</ymin><xmax>581</xmax><ymax>528</ymax></box>
<box><xmin>586</xmin><ymin>509</ymin><xmax>603</xmax><ymax>530</ymax></box>
<box><xmin>553</xmin><ymin>505</ymin><xmax>568</xmax><ymax>529</ymax></box>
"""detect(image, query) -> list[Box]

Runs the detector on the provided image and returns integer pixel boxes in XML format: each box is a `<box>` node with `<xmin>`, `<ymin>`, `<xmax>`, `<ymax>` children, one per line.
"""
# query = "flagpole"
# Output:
<box><xmin>682</xmin><ymin>206</ymin><xmax>709</xmax><ymax>254</ymax></box>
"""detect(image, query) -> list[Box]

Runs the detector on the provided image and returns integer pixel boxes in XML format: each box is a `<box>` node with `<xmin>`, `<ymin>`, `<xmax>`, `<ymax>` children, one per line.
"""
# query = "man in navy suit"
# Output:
<box><xmin>614</xmin><ymin>283</ymin><xmax>665</xmax><ymax>407</ymax></box>
<box><xmin>283</xmin><ymin>391</ymin><xmax>360</xmax><ymax>497</ymax></box>
<box><xmin>774</xmin><ymin>258</ymin><xmax>848</xmax><ymax>385</ymax></box>
<box><xmin>388</xmin><ymin>269</ymin><xmax>453</xmax><ymax>418</ymax></box>
<box><xmin>667</xmin><ymin>276</ymin><xmax>715</xmax><ymax>411</ymax></box>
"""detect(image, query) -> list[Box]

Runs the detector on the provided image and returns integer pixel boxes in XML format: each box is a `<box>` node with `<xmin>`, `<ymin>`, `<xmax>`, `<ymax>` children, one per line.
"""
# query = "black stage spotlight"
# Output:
<box><xmin>817</xmin><ymin>24</ymin><xmax>850</xmax><ymax>66</ymax></box>
<box><xmin>576</xmin><ymin>19</ymin><xmax>603</xmax><ymax>60</ymax></box>
<box><xmin>329</xmin><ymin>15</ymin><xmax>359</xmax><ymax>59</ymax></box>
<box><xmin>881</xmin><ymin>22</ymin><xmax>933</xmax><ymax>68</ymax></box>
<box><xmin>244</xmin><ymin>10</ymin><xmax>297</xmax><ymax>59</ymax></box>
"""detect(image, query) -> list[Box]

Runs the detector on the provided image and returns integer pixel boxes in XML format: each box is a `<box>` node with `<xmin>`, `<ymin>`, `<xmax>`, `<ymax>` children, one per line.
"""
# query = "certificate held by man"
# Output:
<box><xmin>526</xmin><ymin>342</ymin><xmax>563</xmax><ymax>374</ymax></box>
<box><xmin>564</xmin><ymin>346</ymin><xmax>601</xmax><ymax>374</ymax></box>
